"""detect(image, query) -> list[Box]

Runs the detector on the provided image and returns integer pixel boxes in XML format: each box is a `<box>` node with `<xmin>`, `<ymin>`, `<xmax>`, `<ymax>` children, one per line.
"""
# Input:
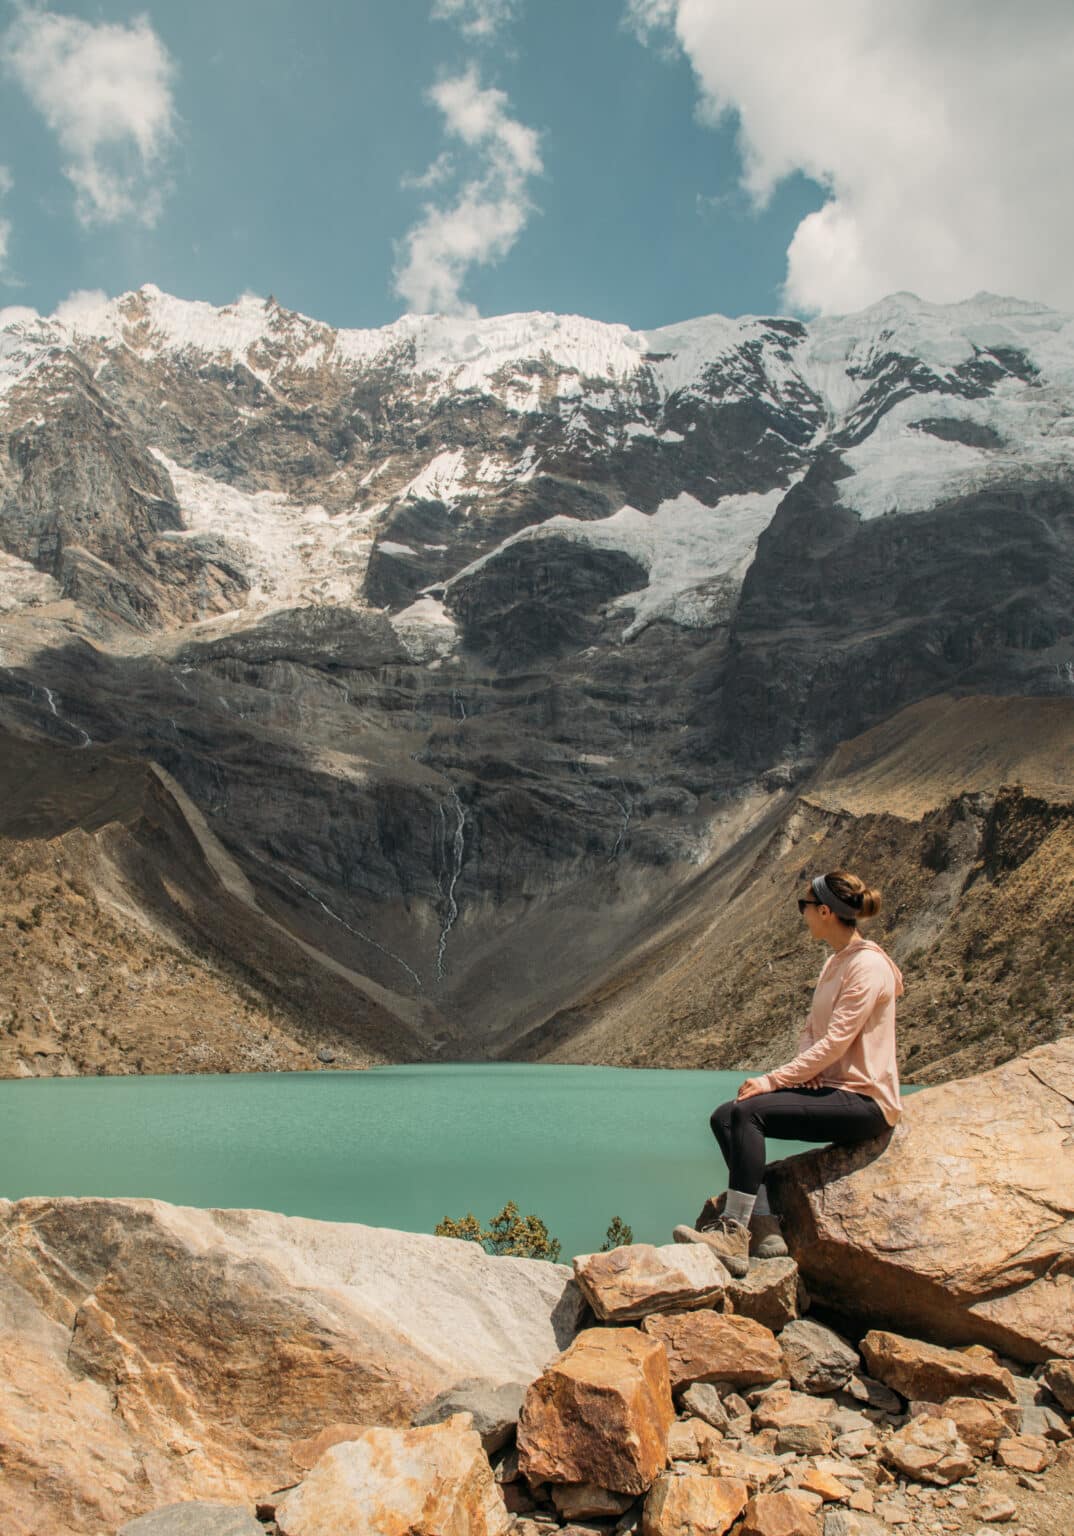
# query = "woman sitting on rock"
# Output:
<box><xmin>676</xmin><ymin>868</ymin><xmax>903</xmax><ymax>1277</ymax></box>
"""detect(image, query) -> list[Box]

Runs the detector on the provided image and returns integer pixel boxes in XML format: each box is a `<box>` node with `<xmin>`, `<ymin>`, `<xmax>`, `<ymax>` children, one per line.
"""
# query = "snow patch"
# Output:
<box><xmin>445</xmin><ymin>484</ymin><xmax>794</xmax><ymax>641</ymax></box>
<box><xmin>152</xmin><ymin>451</ymin><xmax>378</xmax><ymax>612</ymax></box>
<box><xmin>390</xmin><ymin>595</ymin><xmax>458</xmax><ymax>661</ymax></box>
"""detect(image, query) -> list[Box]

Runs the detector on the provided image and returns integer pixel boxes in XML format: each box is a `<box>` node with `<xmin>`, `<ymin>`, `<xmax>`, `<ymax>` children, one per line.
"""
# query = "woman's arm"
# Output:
<box><xmin>747</xmin><ymin>961</ymin><xmax>889</xmax><ymax>1095</ymax></box>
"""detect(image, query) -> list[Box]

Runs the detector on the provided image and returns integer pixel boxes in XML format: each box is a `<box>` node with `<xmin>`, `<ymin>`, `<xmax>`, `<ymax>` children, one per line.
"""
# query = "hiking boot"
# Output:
<box><xmin>673</xmin><ymin>1216</ymin><xmax>750</xmax><ymax>1278</ymax></box>
<box><xmin>749</xmin><ymin>1213</ymin><xmax>789</xmax><ymax>1259</ymax></box>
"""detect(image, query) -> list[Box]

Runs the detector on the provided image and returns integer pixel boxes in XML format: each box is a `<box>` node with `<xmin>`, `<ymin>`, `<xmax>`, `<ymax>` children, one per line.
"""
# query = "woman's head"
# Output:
<box><xmin>798</xmin><ymin>869</ymin><xmax>881</xmax><ymax>942</ymax></box>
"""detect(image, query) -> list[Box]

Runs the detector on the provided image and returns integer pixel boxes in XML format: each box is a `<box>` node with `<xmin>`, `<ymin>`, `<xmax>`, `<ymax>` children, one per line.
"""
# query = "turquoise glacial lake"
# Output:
<box><xmin>0</xmin><ymin>1064</ymin><xmax>822</xmax><ymax>1260</ymax></box>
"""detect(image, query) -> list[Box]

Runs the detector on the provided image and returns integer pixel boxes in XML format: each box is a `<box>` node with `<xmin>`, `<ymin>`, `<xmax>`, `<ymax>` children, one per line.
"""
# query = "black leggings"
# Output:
<box><xmin>711</xmin><ymin>1087</ymin><xmax>888</xmax><ymax>1196</ymax></box>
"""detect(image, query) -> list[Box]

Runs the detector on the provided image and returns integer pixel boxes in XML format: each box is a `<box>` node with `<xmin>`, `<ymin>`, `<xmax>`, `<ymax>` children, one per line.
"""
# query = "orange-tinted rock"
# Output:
<box><xmin>517</xmin><ymin>1328</ymin><xmax>673</xmax><ymax>1495</ymax></box>
<box><xmin>881</xmin><ymin>1416</ymin><xmax>975</xmax><ymax>1485</ymax></box>
<box><xmin>860</xmin><ymin>1331</ymin><xmax>1017</xmax><ymax>1403</ymax></box>
<box><xmin>274</xmin><ymin>1415</ymin><xmax>510</xmax><ymax>1536</ymax></box>
<box><xmin>739</xmin><ymin>1489</ymin><xmax>822</xmax><ymax>1536</ymax></box>
<box><xmin>289</xmin><ymin>1424</ymin><xmax>366</xmax><ymax>1471</ymax></box>
<box><xmin>752</xmin><ymin>1388</ymin><xmax>835</xmax><ymax>1430</ymax></box>
<box><xmin>667</xmin><ymin>1417</ymin><xmax>723</xmax><ymax>1461</ymax></box>
<box><xmin>725</xmin><ymin>1260</ymin><xmax>801</xmax><ymax>1333</ymax></box>
<box><xmin>996</xmin><ymin>1433</ymin><xmax>1055</xmax><ymax>1473</ymax></box>
<box><xmin>793</xmin><ymin>1467</ymin><xmax>851</xmax><ymax>1502</ymax></box>
<box><xmin>573</xmin><ymin>1244</ymin><xmax>730</xmax><ymax>1322</ymax></box>
<box><xmin>910</xmin><ymin>1396</ymin><xmax>1020</xmax><ymax>1457</ymax></box>
<box><xmin>705</xmin><ymin>1446</ymin><xmax>783</xmax><ymax>1490</ymax></box>
<box><xmin>642</xmin><ymin>1473</ymin><xmax>748</xmax><ymax>1536</ymax></box>
<box><xmin>1042</xmin><ymin>1359</ymin><xmax>1074</xmax><ymax>1412</ymax></box>
<box><xmin>767</xmin><ymin>1041</ymin><xmax>1074</xmax><ymax>1360</ymax></box>
<box><xmin>641</xmin><ymin>1311</ymin><xmax>784</xmax><ymax>1392</ymax></box>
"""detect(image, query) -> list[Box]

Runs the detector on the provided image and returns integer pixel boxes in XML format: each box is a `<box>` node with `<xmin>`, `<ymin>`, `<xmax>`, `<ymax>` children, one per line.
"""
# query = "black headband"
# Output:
<box><xmin>811</xmin><ymin>875</ymin><xmax>862</xmax><ymax>920</ymax></box>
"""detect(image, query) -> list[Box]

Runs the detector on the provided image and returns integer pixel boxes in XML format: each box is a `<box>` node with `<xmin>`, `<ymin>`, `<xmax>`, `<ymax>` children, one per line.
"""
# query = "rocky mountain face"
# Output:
<box><xmin>1</xmin><ymin>286</ymin><xmax>1072</xmax><ymax>1065</ymax></box>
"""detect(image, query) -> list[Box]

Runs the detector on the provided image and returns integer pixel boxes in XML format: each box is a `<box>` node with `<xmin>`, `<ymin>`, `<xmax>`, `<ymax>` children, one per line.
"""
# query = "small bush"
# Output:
<box><xmin>600</xmin><ymin>1216</ymin><xmax>634</xmax><ymax>1251</ymax></box>
<box><xmin>436</xmin><ymin>1201</ymin><xmax>562</xmax><ymax>1263</ymax></box>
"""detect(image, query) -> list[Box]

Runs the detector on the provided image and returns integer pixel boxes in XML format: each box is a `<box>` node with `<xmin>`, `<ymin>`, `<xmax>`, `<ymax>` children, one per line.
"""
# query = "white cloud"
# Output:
<box><xmin>431</xmin><ymin>0</ymin><xmax>519</xmax><ymax>41</ymax></box>
<box><xmin>52</xmin><ymin>287</ymin><xmax>111</xmax><ymax>330</ymax></box>
<box><xmin>394</xmin><ymin>67</ymin><xmax>542</xmax><ymax>315</ymax></box>
<box><xmin>2</xmin><ymin>8</ymin><xmax>176</xmax><ymax>227</ymax></box>
<box><xmin>630</xmin><ymin>0</ymin><xmax>1074</xmax><ymax>314</ymax></box>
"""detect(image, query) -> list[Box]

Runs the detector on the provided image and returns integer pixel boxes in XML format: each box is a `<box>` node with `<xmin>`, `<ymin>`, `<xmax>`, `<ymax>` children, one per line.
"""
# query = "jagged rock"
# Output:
<box><xmin>908</xmin><ymin>1396</ymin><xmax>1019</xmax><ymax>1457</ymax></box>
<box><xmin>776</xmin><ymin>1421</ymin><xmax>834</xmax><ymax>1456</ymax></box>
<box><xmin>678</xmin><ymin>1383</ymin><xmax>730</xmax><ymax>1432</ymax></box>
<box><xmin>1041</xmin><ymin>1359</ymin><xmax>1074</xmax><ymax>1411</ymax></box>
<box><xmin>833</xmin><ymin>1428</ymin><xmax>877</xmax><ymax>1459</ymax></box>
<box><xmin>667</xmin><ymin>1417</ymin><xmax>722</xmax><ymax>1461</ymax></box>
<box><xmin>881</xmin><ymin>1416</ymin><xmax>975</xmax><ymax>1485</ymax></box>
<box><xmin>752</xmin><ymin>1388</ymin><xmax>836</xmax><ymax>1430</ymax></box>
<box><xmin>413</xmin><ymin>1377</ymin><xmax>529</xmax><ymax>1454</ymax></box>
<box><xmin>117</xmin><ymin>1506</ymin><xmax>265</xmax><ymax>1536</ymax></box>
<box><xmin>641</xmin><ymin>1312</ymin><xmax>785</xmax><ymax>1392</ymax></box>
<box><xmin>274</xmin><ymin>1415</ymin><xmax>510</xmax><ymax>1536</ymax></box>
<box><xmin>842</xmin><ymin>1375</ymin><xmax>902</xmax><ymax>1413</ymax></box>
<box><xmin>722</xmin><ymin>1391</ymin><xmax>754</xmax><ymax>1435</ymax></box>
<box><xmin>767</xmin><ymin>1042</ymin><xmax>1074</xmax><ymax>1360</ymax></box>
<box><xmin>739</xmin><ymin>1490</ymin><xmax>822</xmax><ymax>1536</ymax></box>
<box><xmin>704</xmin><ymin>1446</ymin><xmax>784</xmax><ymax>1490</ymax></box>
<box><xmin>793</xmin><ymin>1467</ymin><xmax>852</xmax><ymax>1503</ymax></box>
<box><xmin>726</xmin><ymin>1259</ymin><xmax>801</xmax><ymax>1333</ymax></box>
<box><xmin>860</xmin><ymin>1331</ymin><xmax>1018</xmax><ymax>1403</ymax></box>
<box><xmin>779</xmin><ymin>1320</ymin><xmax>859</xmax><ymax>1395</ymax></box>
<box><xmin>551</xmin><ymin>1484</ymin><xmax>635</xmax><ymax>1519</ymax></box>
<box><xmin>573</xmin><ymin>1243</ymin><xmax>730</xmax><ymax>1322</ymax></box>
<box><xmin>1017</xmin><ymin>1401</ymin><xmax>1070</xmax><ymax>1440</ymax></box>
<box><xmin>975</xmin><ymin>1493</ymin><xmax>1018</xmax><ymax>1522</ymax></box>
<box><xmin>0</xmin><ymin>1196</ymin><xmax>582</xmax><ymax>1536</ymax></box>
<box><xmin>517</xmin><ymin>1328</ymin><xmax>674</xmax><ymax>1495</ymax></box>
<box><xmin>995</xmin><ymin>1433</ymin><xmax>1055</xmax><ymax>1472</ymax></box>
<box><xmin>821</xmin><ymin>1514</ymin><xmax>886</xmax><ymax>1536</ymax></box>
<box><xmin>642</xmin><ymin>1472</ymin><xmax>748</xmax><ymax>1536</ymax></box>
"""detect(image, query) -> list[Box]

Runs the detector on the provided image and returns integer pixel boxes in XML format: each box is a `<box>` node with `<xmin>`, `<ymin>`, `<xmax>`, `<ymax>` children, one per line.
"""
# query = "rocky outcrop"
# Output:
<box><xmin>767</xmin><ymin>1038</ymin><xmax>1074</xmax><ymax>1361</ymax></box>
<box><xmin>0</xmin><ymin>1197</ymin><xmax>582</xmax><ymax>1535</ymax></box>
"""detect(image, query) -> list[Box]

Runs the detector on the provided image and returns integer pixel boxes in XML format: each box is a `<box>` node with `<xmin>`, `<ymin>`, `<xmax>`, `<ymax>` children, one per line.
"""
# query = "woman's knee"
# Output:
<box><xmin>710</xmin><ymin>1099</ymin><xmax>736</xmax><ymax>1141</ymax></box>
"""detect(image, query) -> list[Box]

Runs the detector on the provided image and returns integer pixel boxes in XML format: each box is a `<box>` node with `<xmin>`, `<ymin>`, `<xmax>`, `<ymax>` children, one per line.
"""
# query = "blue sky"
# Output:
<box><xmin>2</xmin><ymin>1</ymin><xmax>1072</xmax><ymax>331</ymax></box>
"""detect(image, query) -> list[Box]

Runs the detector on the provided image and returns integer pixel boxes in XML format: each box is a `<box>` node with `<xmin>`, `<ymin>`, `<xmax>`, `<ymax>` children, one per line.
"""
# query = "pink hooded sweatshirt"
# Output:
<box><xmin>755</xmin><ymin>934</ymin><xmax>904</xmax><ymax>1124</ymax></box>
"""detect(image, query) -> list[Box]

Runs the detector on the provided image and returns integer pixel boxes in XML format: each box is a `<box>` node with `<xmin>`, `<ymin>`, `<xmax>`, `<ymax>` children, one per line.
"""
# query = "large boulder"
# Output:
<box><xmin>517</xmin><ymin>1327</ymin><xmax>673</xmax><ymax>1494</ymax></box>
<box><xmin>0</xmin><ymin>1197</ymin><xmax>583</xmax><ymax>1536</ymax></box>
<box><xmin>767</xmin><ymin>1040</ymin><xmax>1074</xmax><ymax>1360</ymax></box>
<box><xmin>274</xmin><ymin>1415</ymin><xmax>510</xmax><ymax>1536</ymax></box>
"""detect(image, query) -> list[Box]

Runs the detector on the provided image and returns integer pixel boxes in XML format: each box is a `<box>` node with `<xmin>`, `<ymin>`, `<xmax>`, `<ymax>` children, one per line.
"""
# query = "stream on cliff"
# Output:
<box><xmin>0</xmin><ymin>1064</ymin><xmax>824</xmax><ymax>1257</ymax></box>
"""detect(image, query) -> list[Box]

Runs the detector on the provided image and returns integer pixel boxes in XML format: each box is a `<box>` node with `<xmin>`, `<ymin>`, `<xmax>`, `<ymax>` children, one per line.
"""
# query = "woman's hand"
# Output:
<box><xmin>736</xmin><ymin>1077</ymin><xmax>767</xmax><ymax>1101</ymax></box>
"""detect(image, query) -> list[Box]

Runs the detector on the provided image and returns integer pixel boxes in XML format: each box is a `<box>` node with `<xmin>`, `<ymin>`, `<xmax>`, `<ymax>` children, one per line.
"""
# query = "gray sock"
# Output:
<box><xmin>753</xmin><ymin>1182</ymin><xmax>772</xmax><ymax>1217</ymax></box>
<box><xmin>723</xmin><ymin>1189</ymin><xmax>756</xmax><ymax>1227</ymax></box>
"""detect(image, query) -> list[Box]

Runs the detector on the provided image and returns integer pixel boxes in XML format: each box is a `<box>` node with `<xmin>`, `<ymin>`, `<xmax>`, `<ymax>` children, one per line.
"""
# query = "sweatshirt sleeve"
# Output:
<box><xmin>755</xmin><ymin>957</ymin><xmax>889</xmax><ymax>1093</ymax></box>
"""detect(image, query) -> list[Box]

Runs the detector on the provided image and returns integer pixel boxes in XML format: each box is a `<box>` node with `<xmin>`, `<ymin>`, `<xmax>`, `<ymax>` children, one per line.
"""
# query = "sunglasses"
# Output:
<box><xmin>797</xmin><ymin>898</ymin><xmax>822</xmax><ymax>913</ymax></box>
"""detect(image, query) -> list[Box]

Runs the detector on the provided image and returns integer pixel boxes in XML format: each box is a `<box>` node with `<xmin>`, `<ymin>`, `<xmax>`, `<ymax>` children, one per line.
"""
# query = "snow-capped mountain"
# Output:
<box><xmin>0</xmin><ymin>285</ymin><xmax>1072</xmax><ymax>1051</ymax></box>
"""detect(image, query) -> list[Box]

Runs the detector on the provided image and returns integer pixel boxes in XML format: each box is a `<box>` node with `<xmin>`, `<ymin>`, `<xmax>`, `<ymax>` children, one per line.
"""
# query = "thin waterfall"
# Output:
<box><xmin>436</xmin><ymin>789</ymin><xmax>468</xmax><ymax>982</ymax></box>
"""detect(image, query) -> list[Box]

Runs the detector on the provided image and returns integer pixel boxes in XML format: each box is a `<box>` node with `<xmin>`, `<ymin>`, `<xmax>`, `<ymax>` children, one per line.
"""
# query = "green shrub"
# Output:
<box><xmin>436</xmin><ymin>1201</ymin><xmax>562</xmax><ymax>1262</ymax></box>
